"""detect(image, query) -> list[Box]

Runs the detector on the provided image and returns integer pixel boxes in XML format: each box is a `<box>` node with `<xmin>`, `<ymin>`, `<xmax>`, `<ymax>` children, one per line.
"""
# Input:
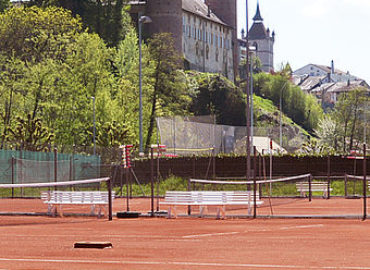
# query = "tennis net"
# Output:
<box><xmin>188</xmin><ymin>174</ymin><xmax>367</xmax><ymax>218</ymax></box>
<box><xmin>0</xmin><ymin>177</ymin><xmax>113</xmax><ymax>220</ymax></box>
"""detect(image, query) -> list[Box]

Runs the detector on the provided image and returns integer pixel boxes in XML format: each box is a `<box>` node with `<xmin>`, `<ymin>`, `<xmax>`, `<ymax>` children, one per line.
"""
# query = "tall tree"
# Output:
<box><xmin>0</xmin><ymin>0</ymin><xmax>9</xmax><ymax>12</ymax></box>
<box><xmin>0</xmin><ymin>6</ymin><xmax>83</xmax><ymax>62</ymax></box>
<box><xmin>331</xmin><ymin>88</ymin><xmax>369</xmax><ymax>153</ymax></box>
<box><xmin>144</xmin><ymin>33</ymin><xmax>190</xmax><ymax>151</ymax></box>
<box><xmin>28</xmin><ymin>0</ymin><xmax>127</xmax><ymax>47</ymax></box>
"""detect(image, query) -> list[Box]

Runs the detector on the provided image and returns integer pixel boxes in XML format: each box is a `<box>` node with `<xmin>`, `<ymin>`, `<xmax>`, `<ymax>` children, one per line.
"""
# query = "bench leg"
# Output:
<box><xmin>216</xmin><ymin>206</ymin><xmax>226</xmax><ymax>219</ymax></box>
<box><xmin>48</xmin><ymin>204</ymin><xmax>57</xmax><ymax>217</ymax></box>
<box><xmin>59</xmin><ymin>205</ymin><xmax>63</xmax><ymax>218</ymax></box>
<box><xmin>199</xmin><ymin>206</ymin><xmax>206</xmax><ymax>217</ymax></box>
<box><xmin>90</xmin><ymin>205</ymin><xmax>96</xmax><ymax>216</ymax></box>
<box><xmin>167</xmin><ymin>206</ymin><xmax>177</xmax><ymax>219</ymax></box>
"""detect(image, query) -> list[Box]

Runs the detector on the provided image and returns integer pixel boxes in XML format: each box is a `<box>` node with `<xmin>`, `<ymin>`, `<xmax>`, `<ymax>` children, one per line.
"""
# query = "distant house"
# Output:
<box><xmin>293</xmin><ymin>60</ymin><xmax>369</xmax><ymax>110</ymax></box>
<box><xmin>311</xmin><ymin>80</ymin><xmax>369</xmax><ymax>109</ymax></box>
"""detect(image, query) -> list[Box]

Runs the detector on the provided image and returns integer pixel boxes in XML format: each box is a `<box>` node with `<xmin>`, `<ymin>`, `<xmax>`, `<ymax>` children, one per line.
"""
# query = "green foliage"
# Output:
<box><xmin>7</xmin><ymin>113</ymin><xmax>54</xmax><ymax>151</ymax></box>
<box><xmin>327</xmin><ymin>87</ymin><xmax>369</xmax><ymax>153</ymax></box>
<box><xmin>189</xmin><ymin>72</ymin><xmax>246</xmax><ymax>126</ymax></box>
<box><xmin>0</xmin><ymin>6</ymin><xmax>83</xmax><ymax>62</ymax></box>
<box><xmin>0</xmin><ymin>0</ymin><xmax>9</xmax><ymax>12</ymax></box>
<box><xmin>28</xmin><ymin>0</ymin><xmax>128</xmax><ymax>47</ymax></box>
<box><xmin>253</xmin><ymin>72</ymin><xmax>324</xmax><ymax>132</ymax></box>
<box><xmin>115</xmin><ymin>175</ymin><xmax>187</xmax><ymax>197</ymax></box>
<box><xmin>144</xmin><ymin>33</ymin><xmax>190</xmax><ymax>151</ymax></box>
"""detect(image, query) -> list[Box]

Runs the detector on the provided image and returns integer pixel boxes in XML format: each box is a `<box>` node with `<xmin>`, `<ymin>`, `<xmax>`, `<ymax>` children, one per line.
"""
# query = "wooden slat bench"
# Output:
<box><xmin>41</xmin><ymin>191</ymin><xmax>115</xmax><ymax>217</ymax></box>
<box><xmin>296</xmin><ymin>182</ymin><xmax>332</xmax><ymax>198</ymax></box>
<box><xmin>160</xmin><ymin>191</ymin><xmax>263</xmax><ymax>219</ymax></box>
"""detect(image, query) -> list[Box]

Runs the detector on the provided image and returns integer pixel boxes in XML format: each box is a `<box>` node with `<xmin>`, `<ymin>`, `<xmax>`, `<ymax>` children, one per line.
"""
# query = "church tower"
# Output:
<box><xmin>249</xmin><ymin>2</ymin><xmax>274</xmax><ymax>72</ymax></box>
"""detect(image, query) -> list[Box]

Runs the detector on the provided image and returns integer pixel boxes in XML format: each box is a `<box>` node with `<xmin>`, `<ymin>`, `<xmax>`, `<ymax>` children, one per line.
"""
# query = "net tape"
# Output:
<box><xmin>0</xmin><ymin>177</ymin><xmax>109</xmax><ymax>189</ymax></box>
<box><xmin>346</xmin><ymin>174</ymin><xmax>370</xmax><ymax>180</ymax></box>
<box><xmin>190</xmin><ymin>174</ymin><xmax>312</xmax><ymax>185</ymax></box>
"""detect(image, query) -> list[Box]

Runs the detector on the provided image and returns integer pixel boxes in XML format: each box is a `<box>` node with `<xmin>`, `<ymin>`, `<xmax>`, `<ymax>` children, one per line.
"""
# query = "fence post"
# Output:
<box><xmin>192</xmin><ymin>155</ymin><xmax>196</xmax><ymax>179</ymax></box>
<box><xmin>363</xmin><ymin>144</ymin><xmax>367</xmax><ymax>221</ymax></box>
<box><xmin>253</xmin><ymin>146</ymin><xmax>257</xmax><ymax>219</ymax></box>
<box><xmin>108</xmin><ymin>177</ymin><xmax>112</xmax><ymax>221</ymax></box>
<box><xmin>308</xmin><ymin>174</ymin><xmax>312</xmax><ymax>202</ymax></box>
<box><xmin>11</xmin><ymin>156</ymin><xmax>14</xmax><ymax>198</ymax></box>
<box><xmin>327</xmin><ymin>155</ymin><xmax>331</xmax><ymax>199</ymax></box>
<box><xmin>150</xmin><ymin>148</ymin><xmax>154</xmax><ymax>217</ymax></box>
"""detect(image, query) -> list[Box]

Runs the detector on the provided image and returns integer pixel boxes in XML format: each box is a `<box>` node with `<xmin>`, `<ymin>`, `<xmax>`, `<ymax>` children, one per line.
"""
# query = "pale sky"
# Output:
<box><xmin>237</xmin><ymin>0</ymin><xmax>370</xmax><ymax>83</ymax></box>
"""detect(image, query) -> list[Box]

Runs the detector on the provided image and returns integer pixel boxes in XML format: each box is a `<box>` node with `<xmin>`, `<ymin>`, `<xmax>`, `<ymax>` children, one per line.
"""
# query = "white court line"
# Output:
<box><xmin>0</xmin><ymin>258</ymin><xmax>369</xmax><ymax>269</ymax></box>
<box><xmin>182</xmin><ymin>232</ymin><xmax>240</xmax><ymax>238</ymax></box>
<box><xmin>280</xmin><ymin>224</ymin><xmax>324</xmax><ymax>230</ymax></box>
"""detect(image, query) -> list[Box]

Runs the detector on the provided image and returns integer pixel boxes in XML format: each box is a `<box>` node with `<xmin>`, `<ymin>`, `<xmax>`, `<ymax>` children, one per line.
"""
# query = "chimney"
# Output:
<box><xmin>241</xmin><ymin>29</ymin><xmax>245</xmax><ymax>39</ymax></box>
<box><xmin>331</xmin><ymin>60</ymin><xmax>334</xmax><ymax>74</ymax></box>
<box><xmin>205</xmin><ymin>0</ymin><xmax>211</xmax><ymax>17</ymax></box>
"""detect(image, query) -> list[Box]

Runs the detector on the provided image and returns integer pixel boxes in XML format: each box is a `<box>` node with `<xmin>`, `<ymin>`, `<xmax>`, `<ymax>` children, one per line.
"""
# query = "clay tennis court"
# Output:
<box><xmin>0</xmin><ymin>197</ymin><xmax>369</xmax><ymax>269</ymax></box>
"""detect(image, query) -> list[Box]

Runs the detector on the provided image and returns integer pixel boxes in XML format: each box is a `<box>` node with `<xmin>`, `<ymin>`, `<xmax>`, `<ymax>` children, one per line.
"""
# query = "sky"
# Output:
<box><xmin>237</xmin><ymin>0</ymin><xmax>370</xmax><ymax>83</ymax></box>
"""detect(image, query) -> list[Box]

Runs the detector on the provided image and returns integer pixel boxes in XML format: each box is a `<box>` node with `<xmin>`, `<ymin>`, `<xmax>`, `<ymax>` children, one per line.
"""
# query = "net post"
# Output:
<box><xmin>308</xmin><ymin>174</ymin><xmax>312</xmax><ymax>202</ymax></box>
<box><xmin>187</xmin><ymin>178</ymin><xmax>191</xmax><ymax>216</ymax></box>
<box><xmin>327</xmin><ymin>155</ymin><xmax>331</xmax><ymax>199</ymax></box>
<box><xmin>150</xmin><ymin>147</ymin><xmax>154</xmax><ymax>217</ymax></box>
<box><xmin>54</xmin><ymin>147</ymin><xmax>58</xmax><ymax>191</ymax></box>
<box><xmin>344</xmin><ymin>174</ymin><xmax>348</xmax><ymax>198</ymax></box>
<box><xmin>253</xmin><ymin>146</ymin><xmax>257</xmax><ymax>219</ymax></box>
<box><xmin>363</xmin><ymin>144</ymin><xmax>367</xmax><ymax>221</ymax></box>
<box><xmin>108</xmin><ymin>177</ymin><xmax>113</xmax><ymax>221</ymax></box>
<box><xmin>126</xmin><ymin>167</ymin><xmax>129</xmax><ymax>212</ymax></box>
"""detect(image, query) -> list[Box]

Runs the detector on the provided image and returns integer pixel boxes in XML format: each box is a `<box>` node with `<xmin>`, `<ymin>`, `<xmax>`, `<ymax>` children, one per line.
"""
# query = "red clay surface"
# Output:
<box><xmin>0</xmin><ymin>216</ymin><xmax>369</xmax><ymax>269</ymax></box>
<box><xmin>0</xmin><ymin>198</ymin><xmax>369</xmax><ymax>269</ymax></box>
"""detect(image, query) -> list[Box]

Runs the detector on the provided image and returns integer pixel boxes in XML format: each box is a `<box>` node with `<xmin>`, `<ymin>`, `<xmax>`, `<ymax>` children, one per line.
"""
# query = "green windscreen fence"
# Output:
<box><xmin>0</xmin><ymin>150</ymin><xmax>100</xmax><ymax>184</ymax></box>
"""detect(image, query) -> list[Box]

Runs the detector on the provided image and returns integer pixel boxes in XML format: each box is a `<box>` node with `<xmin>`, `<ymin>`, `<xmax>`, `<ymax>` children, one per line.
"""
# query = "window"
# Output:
<box><xmin>182</xmin><ymin>16</ymin><xmax>186</xmax><ymax>34</ymax></box>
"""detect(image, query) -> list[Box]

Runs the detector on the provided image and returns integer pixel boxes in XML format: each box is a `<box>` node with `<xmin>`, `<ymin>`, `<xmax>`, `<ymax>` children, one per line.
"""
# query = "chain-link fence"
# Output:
<box><xmin>157</xmin><ymin>116</ymin><xmax>307</xmax><ymax>156</ymax></box>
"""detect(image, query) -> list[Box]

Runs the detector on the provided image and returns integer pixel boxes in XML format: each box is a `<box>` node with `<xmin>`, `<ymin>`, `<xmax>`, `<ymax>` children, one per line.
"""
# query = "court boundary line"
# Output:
<box><xmin>0</xmin><ymin>257</ymin><xmax>369</xmax><ymax>269</ymax></box>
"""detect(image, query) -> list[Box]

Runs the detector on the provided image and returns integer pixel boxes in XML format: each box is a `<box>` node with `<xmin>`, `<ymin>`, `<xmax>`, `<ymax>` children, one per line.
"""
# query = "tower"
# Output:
<box><xmin>205</xmin><ymin>0</ymin><xmax>238</xmax><ymax>79</ymax></box>
<box><xmin>145</xmin><ymin>0</ymin><xmax>183</xmax><ymax>52</ymax></box>
<box><xmin>248</xmin><ymin>2</ymin><xmax>274</xmax><ymax>72</ymax></box>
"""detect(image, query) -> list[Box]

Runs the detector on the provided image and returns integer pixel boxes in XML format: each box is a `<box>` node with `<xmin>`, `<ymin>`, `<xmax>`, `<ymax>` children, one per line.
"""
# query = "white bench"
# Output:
<box><xmin>296</xmin><ymin>182</ymin><xmax>332</xmax><ymax>198</ymax></box>
<box><xmin>41</xmin><ymin>191</ymin><xmax>115</xmax><ymax>217</ymax></box>
<box><xmin>160</xmin><ymin>191</ymin><xmax>263</xmax><ymax>219</ymax></box>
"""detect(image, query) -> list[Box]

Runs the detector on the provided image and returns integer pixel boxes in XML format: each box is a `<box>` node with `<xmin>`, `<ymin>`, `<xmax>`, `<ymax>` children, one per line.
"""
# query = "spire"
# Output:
<box><xmin>253</xmin><ymin>1</ymin><xmax>263</xmax><ymax>22</ymax></box>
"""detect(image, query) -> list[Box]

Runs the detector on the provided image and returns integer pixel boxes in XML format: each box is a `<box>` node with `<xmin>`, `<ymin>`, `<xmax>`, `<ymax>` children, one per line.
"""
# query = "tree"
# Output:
<box><xmin>189</xmin><ymin>72</ymin><xmax>246</xmax><ymax>126</ymax></box>
<box><xmin>331</xmin><ymin>88</ymin><xmax>369</xmax><ymax>153</ymax></box>
<box><xmin>0</xmin><ymin>6</ymin><xmax>83</xmax><ymax>62</ymax></box>
<box><xmin>144</xmin><ymin>33</ymin><xmax>190</xmax><ymax>151</ymax></box>
<box><xmin>0</xmin><ymin>0</ymin><xmax>9</xmax><ymax>12</ymax></box>
<box><xmin>28</xmin><ymin>0</ymin><xmax>128</xmax><ymax>47</ymax></box>
<box><xmin>7</xmin><ymin>114</ymin><xmax>54</xmax><ymax>151</ymax></box>
<box><xmin>253</xmin><ymin>72</ymin><xmax>323</xmax><ymax>133</ymax></box>
<box><xmin>0</xmin><ymin>6</ymin><xmax>116</xmax><ymax>151</ymax></box>
<box><xmin>314</xmin><ymin>115</ymin><xmax>341</xmax><ymax>153</ymax></box>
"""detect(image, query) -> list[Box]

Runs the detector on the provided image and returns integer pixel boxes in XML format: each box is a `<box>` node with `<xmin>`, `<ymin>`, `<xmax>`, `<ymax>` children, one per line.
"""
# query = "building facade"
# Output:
<box><xmin>130</xmin><ymin>0</ymin><xmax>236</xmax><ymax>81</ymax></box>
